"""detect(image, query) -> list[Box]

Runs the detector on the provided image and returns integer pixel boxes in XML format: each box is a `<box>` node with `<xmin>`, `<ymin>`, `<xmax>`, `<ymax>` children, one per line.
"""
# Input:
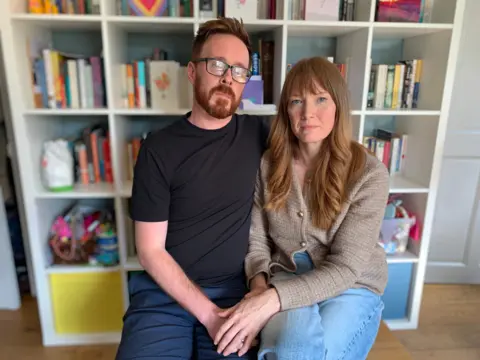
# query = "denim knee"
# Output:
<box><xmin>258</xmin><ymin>305</ymin><xmax>324</xmax><ymax>360</ymax></box>
<box><xmin>321</xmin><ymin>290</ymin><xmax>384</xmax><ymax>360</ymax></box>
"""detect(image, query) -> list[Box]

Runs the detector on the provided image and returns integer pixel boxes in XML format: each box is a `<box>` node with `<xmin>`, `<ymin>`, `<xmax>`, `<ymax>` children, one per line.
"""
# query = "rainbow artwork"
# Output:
<box><xmin>128</xmin><ymin>0</ymin><xmax>167</xmax><ymax>17</ymax></box>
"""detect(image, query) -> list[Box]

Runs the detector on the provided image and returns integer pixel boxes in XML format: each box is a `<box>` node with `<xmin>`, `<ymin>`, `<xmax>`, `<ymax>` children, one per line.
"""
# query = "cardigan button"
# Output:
<box><xmin>298</xmin><ymin>211</ymin><xmax>304</xmax><ymax>217</ymax></box>
<box><xmin>300</xmin><ymin>242</ymin><xmax>306</xmax><ymax>247</ymax></box>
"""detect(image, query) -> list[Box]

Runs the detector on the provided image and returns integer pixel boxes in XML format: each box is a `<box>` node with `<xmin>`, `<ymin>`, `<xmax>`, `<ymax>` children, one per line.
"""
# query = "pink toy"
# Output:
<box><xmin>51</xmin><ymin>216</ymin><xmax>72</xmax><ymax>239</ymax></box>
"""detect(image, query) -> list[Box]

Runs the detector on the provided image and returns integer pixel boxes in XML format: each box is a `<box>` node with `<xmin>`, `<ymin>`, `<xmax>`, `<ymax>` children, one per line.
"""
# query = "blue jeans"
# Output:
<box><xmin>258</xmin><ymin>252</ymin><xmax>384</xmax><ymax>360</ymax></box>
<box><xmin>116</xmin><ymin>271</ymin><xmax>256</xmax><ymax>359</ymax></box>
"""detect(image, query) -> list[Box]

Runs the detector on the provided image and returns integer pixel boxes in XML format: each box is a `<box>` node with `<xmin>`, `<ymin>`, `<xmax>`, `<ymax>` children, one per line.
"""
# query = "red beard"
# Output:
<box><xmin>194</xmin><ymin>82</ymin><xmax>241</xmax><ymax>119</ymax></box>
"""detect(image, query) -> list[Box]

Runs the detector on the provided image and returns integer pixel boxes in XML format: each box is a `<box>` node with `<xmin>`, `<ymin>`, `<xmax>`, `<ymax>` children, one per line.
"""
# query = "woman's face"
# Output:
<box><xmin>287</xmin><ymin>84</ymin><xmax>336</xmax><ymax>144</ymax></box>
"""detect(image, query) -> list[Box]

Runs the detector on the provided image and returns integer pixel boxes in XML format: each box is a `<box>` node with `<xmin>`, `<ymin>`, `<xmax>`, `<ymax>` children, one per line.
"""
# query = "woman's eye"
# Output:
<box><xmin>290</xmin><ymin>99</ymin><xmax>302</xmax><ymax>105</ymax></box>
<box><xmin>317</xmin><ymin>97</ymin><xmax>327</xmax><ymax>103</ymax></box>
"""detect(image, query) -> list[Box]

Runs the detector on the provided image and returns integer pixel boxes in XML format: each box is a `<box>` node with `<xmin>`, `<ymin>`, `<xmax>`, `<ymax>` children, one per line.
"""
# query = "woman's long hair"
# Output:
<box><xmin>265</xmin><ymin>57</ymin><xmax>366</xmax><ymax>230</ymax></box>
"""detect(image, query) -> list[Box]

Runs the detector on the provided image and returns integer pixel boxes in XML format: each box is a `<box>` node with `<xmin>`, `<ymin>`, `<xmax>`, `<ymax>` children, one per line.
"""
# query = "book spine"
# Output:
<box><xmin>120</xmin><ymin>64</ymin><xmax>129</xmax><ymax>108</ymax></box>
<box><xmin>396</xmin><ymin>64</ymin><xmax>405</xmax><ymax>110</ymax></box>
<box><xmin>34</xmin><ymin>59</ymin><xmax>49</xmax><ymax>108</ymax></box>
<box><xmin>127</xmin><ymin>64</ymin><xmax>134</xmax><ymax>108</ymax></box>
<box><xmin>367</xmin><ymin>65</ymin><xmax>376</xmax><ymax>108</ymax></box>
<box><xmin>384</xmin><ymin>65</ymin><xmax>395</xmax><ymax>108</ymax></box>
<box><xmin>390</xmin><ymin>137</ymin><xmax>400</xmax><ymax>174</ymax></box>
<box><xmin>413</xmin><ymin>59</ymin><xmax>423</xmax><ymax>108</ymax></box>
<box><xmin>374</xmin><ymin>65</ymin><xmax>387</xmax><ymax>109</ymax></box>
<box><xmin>392</xmin><ymin>64</ymin><xmax>401</xmax><ymax>109</ymax></box>
<box><xmin>90</xmin><ymin>131</ymin><xmax>101</xmax><ymax>183</ymax></box>
<box><xmin>85</xmin><ymin>64</ymin><xmax>94</xmax><ymax>108</ymax></box>
<box><xmin>75</xmin><ymin>143</ymin><xmax>90</xmax><ymax>185</ymax></box>
<box><xmin>103</xmin><ymin>138</ymin><xmax>113</xmax><ymax>183</ymax></box>
<box><xmin>137</xmin><ymin>61</ymin><xmax>147</xmax><ymax>108</ymax></box>
<box><xmin>399</xmin><ymin>134</ymin><xmax>408</xmax><ymax>173</ymax></box>
<box><xmin>375</xmin><ymin>140</ymin><xmax>384</xmax><ymax>163</ymax></box>
<box><xmin>42</xmin><ymin>49</ymin><xmax>55</xmax><ymax>108</ymax></box>
<box><xmin>77</xmin><ymin>59</ymin><xmax>88</xmax><ymax>108</ymax></box>
<box><xmin>382</xmin><ymin>140</ymin><xmax>391</xmax><ymax>169</ymax></box>
<box><xmin>67</xmin><ymin>60</ymin><xmax>79</xmax><ymax>108</ymax></box>
<box><xmin>407</xmin><ymin>59</ymin><xmax>417</xmax><ymax>108</ymax></box>
<box><xmin>90</xmin><ymin>57</ymin><xmax>103</xmax><ymax>108</ymax></box>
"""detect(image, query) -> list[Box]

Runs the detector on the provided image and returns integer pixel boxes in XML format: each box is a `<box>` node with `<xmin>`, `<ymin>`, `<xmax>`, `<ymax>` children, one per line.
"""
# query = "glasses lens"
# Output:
<box><xmin>232</xmin><ymin>67</ymin><xmax>251</xmax><ymax>83</ymax></box>
<box><xmin>205</xmin><ymin>58</ymin><xmax>251</xmax><ymax>83</ymax></box>
<box><xmin>207</xmin><ymin>59</ymin><xmax>227</xmax><ymax>75</ymax></box>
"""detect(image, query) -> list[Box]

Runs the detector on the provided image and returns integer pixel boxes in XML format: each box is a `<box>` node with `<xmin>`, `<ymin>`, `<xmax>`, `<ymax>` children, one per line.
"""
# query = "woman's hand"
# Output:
<box><xmin>214</xmin><ymin>288</ymin><xmax>281</xmax><ymax>356</ymax></box>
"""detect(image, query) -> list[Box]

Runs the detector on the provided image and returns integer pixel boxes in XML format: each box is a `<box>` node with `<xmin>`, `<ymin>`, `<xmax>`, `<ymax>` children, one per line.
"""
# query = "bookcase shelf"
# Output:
<box><xmin>46</xmin><ymin>263</ymin><xmax>121</xmax><ymax>274</ymax></box>
<box><xmin>0</xmin><ymin>0</ymin><xmax>466</xmax><ymax>346</ymax></box>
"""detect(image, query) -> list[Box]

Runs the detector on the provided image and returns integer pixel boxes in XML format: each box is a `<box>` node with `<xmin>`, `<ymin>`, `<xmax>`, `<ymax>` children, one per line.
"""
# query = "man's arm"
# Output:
<box><xmin>130</xmin><ymin>138</ymin><xmax>222</xmax><ymax>333</ymax></box>
<box><xmin>136</xmin><ymin>220</ymin><xmax>219</xmax><ymax>327</ymax></box>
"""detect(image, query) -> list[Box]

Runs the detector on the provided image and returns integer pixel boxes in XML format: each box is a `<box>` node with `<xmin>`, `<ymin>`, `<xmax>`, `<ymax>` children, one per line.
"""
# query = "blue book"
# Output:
<box><xmin>34</xmin><ymin>59</ymin><xmax>48</xmax><ymax>108</ymax></box>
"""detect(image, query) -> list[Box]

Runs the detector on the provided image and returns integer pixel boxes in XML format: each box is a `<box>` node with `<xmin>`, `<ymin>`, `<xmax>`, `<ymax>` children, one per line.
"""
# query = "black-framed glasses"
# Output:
<box><xmin>193</xmin><ymin>57</ymin><xmax>252</xmax><ymax>84</ymax></box>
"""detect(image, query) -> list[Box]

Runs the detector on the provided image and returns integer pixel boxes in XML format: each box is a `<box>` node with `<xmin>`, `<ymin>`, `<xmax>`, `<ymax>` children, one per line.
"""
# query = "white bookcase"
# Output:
<box><xmin>0</xmin><ymin>0</ymin><xmax>466</xmax><ymax>346</ymax></box>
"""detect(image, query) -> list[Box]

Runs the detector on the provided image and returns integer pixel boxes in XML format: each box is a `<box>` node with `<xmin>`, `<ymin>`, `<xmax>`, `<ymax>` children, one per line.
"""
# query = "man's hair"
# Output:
<box><xmin>192</xmin><ymin>17</ymin><xmax>252</xmax><ymax>62</ymax></box>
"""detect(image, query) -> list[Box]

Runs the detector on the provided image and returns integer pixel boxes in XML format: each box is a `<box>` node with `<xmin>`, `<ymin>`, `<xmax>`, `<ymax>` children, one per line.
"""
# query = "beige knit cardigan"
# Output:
<box><xmin>245</xmin><ymin>151</ymin><xmax>390</xmax><ymax>311</ymax></box>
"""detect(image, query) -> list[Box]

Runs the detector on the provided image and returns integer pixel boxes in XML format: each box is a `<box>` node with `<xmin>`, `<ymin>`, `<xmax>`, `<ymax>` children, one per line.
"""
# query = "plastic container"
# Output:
<box><xmin>379</xmin><ymin>217</ymin><xmax>416</xmax><ymax>254</ymax></box>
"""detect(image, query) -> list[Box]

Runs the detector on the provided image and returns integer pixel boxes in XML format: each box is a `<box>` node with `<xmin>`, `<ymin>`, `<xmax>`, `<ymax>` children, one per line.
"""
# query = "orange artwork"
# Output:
<box><xmin>154</xmin><ymin>73</ymin><xmax>170</xmax><ymax>98</ymax></box>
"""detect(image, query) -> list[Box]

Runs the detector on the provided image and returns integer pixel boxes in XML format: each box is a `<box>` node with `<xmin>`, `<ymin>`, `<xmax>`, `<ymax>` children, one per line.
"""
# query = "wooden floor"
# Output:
<box><xmin>395</xmin><ymin>284</ymin><xmax>480</xmax><ymax>360</ymax></box>
<box><xmin>0</xmin><ymin>284</ymin><xmax>479</xmax><ymax>359</ymax></box>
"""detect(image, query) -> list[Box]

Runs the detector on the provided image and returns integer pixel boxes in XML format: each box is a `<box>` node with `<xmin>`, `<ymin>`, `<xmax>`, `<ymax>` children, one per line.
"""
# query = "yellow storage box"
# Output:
<box><xmin>50</xmin><ymin>270</ymin><xmax>124</xmax><ymax>334</ymax></box>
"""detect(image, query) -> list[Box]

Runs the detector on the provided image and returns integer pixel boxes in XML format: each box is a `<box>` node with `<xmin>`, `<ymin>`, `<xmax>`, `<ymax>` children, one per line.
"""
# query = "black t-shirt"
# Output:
<box><xmin>130</xmin><ymin>112</ymin><xmax>269</xmax><ymax>288</ymax></box>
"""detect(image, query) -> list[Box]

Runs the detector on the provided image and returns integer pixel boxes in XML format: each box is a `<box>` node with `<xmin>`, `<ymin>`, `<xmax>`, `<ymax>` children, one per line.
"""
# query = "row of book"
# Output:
<box><xmin>198</xmin><ymin>0</ymin><xmax>280</xmax><ymax>20</ymax></box>
<box><xmin>56</xmin><ymin>125</ymin><xmax>408</xmax><ymax>189</ymax></box>
<box><xmin>367</xmin><ymin>59</ymin><xmax>423</xmax><ymax>110</ymax></box>
<box><xmin>363</xmin><ymin>129</ymin><xmax>408</xmax><ymax>175</ymax></box>
<box><xmin>28</xmin><ymin>0</ymin><xmax>100</xmax><ymax>14</ymax></box>
<box><xmin>70</xmin><ymin>124</ymin><xmax>114</xmax><ymax>186</ymax></box>
<box><xmin>32</xmin><ymin>49</ymin><xmax>106</xmax><ymax>109</ymax></box>
<box><xmin>119</xmin><ymin>59</ymin><xmax>192</xmax><ymax>110</ymax></box>
<box><xmin>290</xmin><ymin>0</ymin><xmax>356</xmax><ymax>21</ymax></box>
<box><xmin>114</xmin><ymin>0</ymin><xmax>277</xmax><ymax>20</ymax></box>
<box><xmin>27</xmin><ymin>0</ymin><xmax>435</xmax><ymax>23</ymax></box>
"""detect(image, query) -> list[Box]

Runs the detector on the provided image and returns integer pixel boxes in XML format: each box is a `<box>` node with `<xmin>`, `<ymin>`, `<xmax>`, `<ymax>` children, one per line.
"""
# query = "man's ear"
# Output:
<box><xmin>187</xmin><ymin>62</ymin><xmax>195</xmax><ymax>85</ymax></box>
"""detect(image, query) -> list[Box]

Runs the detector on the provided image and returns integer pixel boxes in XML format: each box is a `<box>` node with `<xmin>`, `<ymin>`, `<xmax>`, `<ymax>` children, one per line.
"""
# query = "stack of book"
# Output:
<box><xmin>56</xmin><ymin>124</ymin><xmax>114</xmax><ymax>188</ymax></box>
<box><xmin>31</xmin><ymin>48</ymin><xmax>106</xmax><ymax>109</ymax></box>
<box><xmin>289</xmin><ymin>0</ymin><xmax>356</xmax><ymax>21</ymax></box>
<box><xmin>119</xmin><ymin>56</ymin><xmax>192</xmax><ymax>110</ymax></box>
<box><xmin>367</xmin><ymin>60</ymin><xmax>423</xmax><ymax>110</ymax></box>
<box><xmin>363</xmin><ymin>129</ymin><xmax>408</xmax><ymax>174</ymax></box>
<box><xmin>28</xmin><ymin>0</ymin><xmax>101</xmax><ymax>14</ymax></box>
<box><xmin>199</xmin><ymin>0</ymin><xmax>280</xmax><ymax>20</ymax></box>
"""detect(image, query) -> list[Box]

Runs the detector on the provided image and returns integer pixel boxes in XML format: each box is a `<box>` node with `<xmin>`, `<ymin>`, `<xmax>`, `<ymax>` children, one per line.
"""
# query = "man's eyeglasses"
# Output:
<box><xmin>192</xmin><ymin>57</ymin><xmax>252</xmax><ymax>84</ymax></box>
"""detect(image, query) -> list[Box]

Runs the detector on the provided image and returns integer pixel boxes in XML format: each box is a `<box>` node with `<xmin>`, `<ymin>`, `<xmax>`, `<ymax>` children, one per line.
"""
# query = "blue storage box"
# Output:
<box><xmin>381</xmin><ymin>263</ymin><xmax>413</xmax><ymax>320</ymax></box>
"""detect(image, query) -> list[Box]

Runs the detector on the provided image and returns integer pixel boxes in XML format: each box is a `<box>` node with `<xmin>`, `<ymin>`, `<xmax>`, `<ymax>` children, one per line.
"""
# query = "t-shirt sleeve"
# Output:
<box><xmin>130</xmin><ymin>140</ymin><xmax>170</xmax><ymax>222</ymax></box>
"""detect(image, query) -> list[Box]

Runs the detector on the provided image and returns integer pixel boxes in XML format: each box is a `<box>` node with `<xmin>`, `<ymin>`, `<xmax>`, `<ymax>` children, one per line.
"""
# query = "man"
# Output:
<box><xmin>115</xmin><ymin>17</ymin><xmax>270</xmax><ymax>359</ymax></box>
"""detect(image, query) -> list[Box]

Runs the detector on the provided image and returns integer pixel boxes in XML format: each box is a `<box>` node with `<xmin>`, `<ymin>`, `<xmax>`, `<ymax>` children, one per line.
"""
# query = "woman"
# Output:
<box><xmin>213</xmin><ymin>56</ymin><xmax>390</xmax><ymax>360</ymax></box>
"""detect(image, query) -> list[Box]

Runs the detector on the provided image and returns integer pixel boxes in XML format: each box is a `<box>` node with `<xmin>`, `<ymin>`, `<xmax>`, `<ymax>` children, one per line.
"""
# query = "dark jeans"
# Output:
<box><xmin>115</xmin><ymin>272</ymin><xmax>256</xmax><ymax>360</ymax></box>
